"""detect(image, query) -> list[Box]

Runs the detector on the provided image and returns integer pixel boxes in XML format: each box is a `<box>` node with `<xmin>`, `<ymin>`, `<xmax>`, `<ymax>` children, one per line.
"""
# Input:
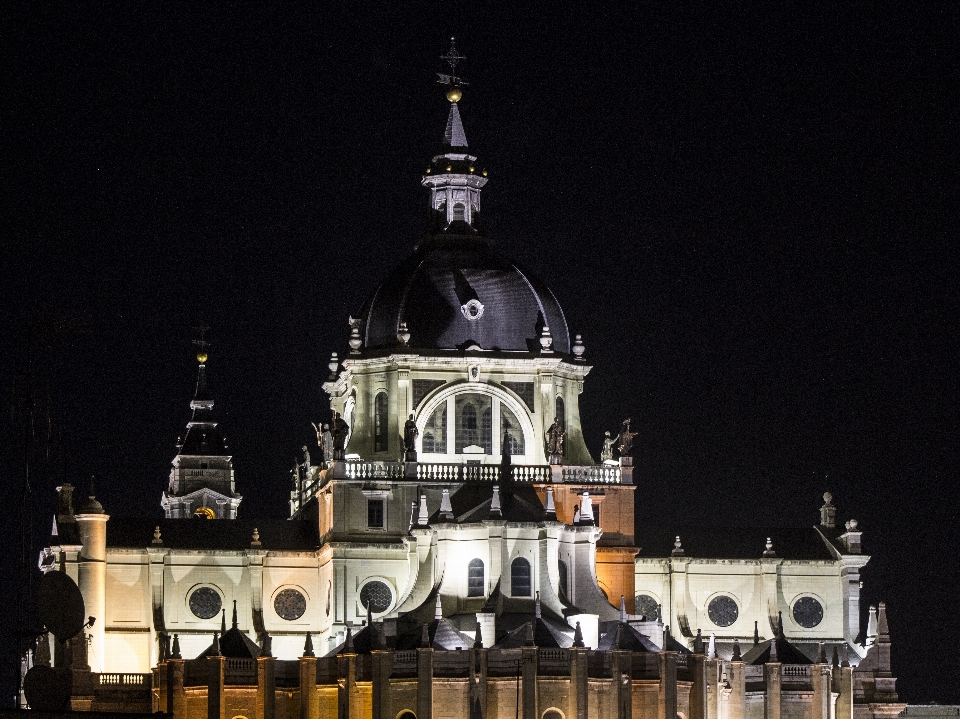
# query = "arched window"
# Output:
<box><xmin>453</xmin><ymin>202</ymin><xmax>465</xmax><ymax>221</ymax></box>
<box><xmin>423</xmin><ymin>404</ymin><xmax>447</xmax><ymax>453</ymax></box>
<box><xmin>455</xmin><ymin>394</ymin><xmax>492</xmax><ymax>453</ymax></box>
<box><xmin>511</xmin><ymin>557</ymin><xmax>532</xmax><ymax>597</ymax></box>
<box><xmin>467</xmin><ymin>559</ymin><xmax>484</xmax><ymax>597</ymax></box>
<box><xmin>558</xmin><ymin>559</ymin><xmax>568</xmax><ymax>598</ymax></box>
<box><xmin>374</xmin><ymin>392</ymin><xmax>388</xmax><ymax>452</ymax></box>
<box><xmin>501</xmin><ymin>404</ymin><xmax>525</xmax><ymax>455</ymax></box>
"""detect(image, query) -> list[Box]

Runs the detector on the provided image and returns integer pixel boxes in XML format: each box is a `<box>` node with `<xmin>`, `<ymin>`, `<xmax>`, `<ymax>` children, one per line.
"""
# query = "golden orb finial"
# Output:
<box><xmin>197</xmin><ymin>351</ymin><xmax>208</xmax><ymax>364</ymax></box>
<box><xmin>446</xmin><ymin>85</ymin><xmax>462</xmax><ymax>103</ymax></box>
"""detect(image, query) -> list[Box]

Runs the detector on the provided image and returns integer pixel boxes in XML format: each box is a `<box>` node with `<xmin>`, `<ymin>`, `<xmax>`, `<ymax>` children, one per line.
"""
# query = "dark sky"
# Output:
<box><xmin>3</xmin><ymin>2</ymin><xmax>957</xmax><ymax>703</ymax></box>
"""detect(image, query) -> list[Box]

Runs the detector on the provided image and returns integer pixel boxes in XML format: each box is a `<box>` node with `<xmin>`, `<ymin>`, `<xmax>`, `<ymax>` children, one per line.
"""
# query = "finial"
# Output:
<box><xmin>435</xmin><ymin>594</ymin><xmax>443</xmax><ymax>620</ymax></box>
<box><xmin>817</xmin><ymin>640</ymin><xmax>826</xmax><ymax>663</ymax></box>
<box><xmin>820</xmin><ymin>491</ymin><xmax>836</xmax><ymax>528</ymax></box>
<box><xmin>261</xmin><ymin>633</ymin><xmax>273</xmax><ymax>658</ymax></box>
<box><xmin>841</xmin><ymin>644</ymin><xmax>850</xmax><ymax>667</ymax></box>
<box><xmin>232</xmin><ymin>600</ymin><xmax>238</xmax><ymax>629</ymax></box>
<box><xmin>367</xmin><ymin>600</ymin><xmax>373</xmax><ymax>627</ymax></box>
<box><xmin>693</xmin><ymin>628</ymin><xmax>704</xmax><ymax>654</ymax></box>
<box><xmin>572</xmin><ymin>504</ymin><xmax>580</xmax><ymax>524</ymax></box>
<box><xmin>348</xmin><ymin>316</ymin><xmax>363</xmax><ymax>354</ymax></box>
<box><xmin>572</xmin><ymin>334</ymin><xmax>585</xmax><ymax>361</ymax></box>
<box><xmin>211</xmin><ymin>631</ymin><xmax>221</xmax><ymax>657</ymax></box>
<box><xmin>619</xmin><ymin>595</ymin><xmax>627</xmax><ymax>624</ymax></box>
<box><xmin>171</xmin><ymin>634</ymin><xmax>182</xmax><ymax>660</ymax></box>
<box><xmin>151</xmin><ymin>526</ymin><xmax>163</xmax><ymax>545</ymax></box>
<box><xmin>524</xmin><ymin>621</ymin><xmax>535</xmax><ymax>646</ymax></box>
<box><xmin>832</xmin><ymin>646</ymin><xmax>840</xmax><ymax>667</ymax></box>
<box><xmin>539</xmin><ymin>326</ymin><xmax>554</xmax><ymax>353</ymax></box>
<box><xmin>474</xmin><ymin>621</ymin><xmax>483</xmax><ymax>649</ymax></box>
<box><xmin>754</xmin><ymin>620</ymin><xmax>760</xmax><ymax>645</ymax></box>
<box><xmin>220</xmin><ymin>609</ymin><xmax>227</xmax><ymax>634</ymax></box>
<box><xmin>439</xmin><ymin>489</ymin><xmax>454</xmax><ymax>521</ymax></box>
<box><xmin>397</xmin><ymin>321</ymin><xmax>411</xmax><ymax>347</ymax></box>
<box><xmin>572</xmin><ymin>621</ymin><xmax>584</xmax><ymax>648</ymax></box>
<box><xmin>251</xmin><ymin>527</ymin><xmax>261</xmax><ymax>548</ymax></box>
<box><xmin>672</xmin><ymin>535</ymin><xmax>685</xmax><ymax>556</ymax></box>
<box><xmin>763</xmin><ymin>537</ymin><xmax>776</xmax><ymax>556</ymax></box>
<box><xmin>328</xmin><ymin>352</ymin><xmax>339</xmax><ymax>381</ymax></box>
<box><xmin>192</xmin><ymin>323</ymin><xmax>210</xmax><ymax>364</ymax></box>
<box><xmin>535</xmin><ymin>591</ymin><xmax>542</xmax><ymax>619</ymax></box>
<box><xmin>417</xmin><ymin>494</ymin><xmax>430</xmax><ymax>527</ymax></box>
<box><xmin>489</xmin><ymin>485</ymin><xmax>502</xmax><ymax>518</ymax></box>
<box><xmin>302</xmin><ymin>631</ymin><xmax>315</xmax><ymax>657</ymax></box>
<box><xmin>777</xmin><ymin>611</ymin><xmax>784</xmax><ymax>637</ymax></box>
<box><xmin>732</xmin><ymin>637</ymin><xmax>742</xmax><ymax>661</ymax></box>
<box><xmin>438</xmin><ymin>36</ymin><xmax>468</xmax><ymax>102</ymax></box>
<box><xmin>344</xmin><ymin>627</ymin><xmax>354</xmax><ymax>653</ymax></box>
<box><xmin>421</xmin><ymin>623</ymin><xmax>431</xmax><ymax>648</ymax></box>
<box><xmin>769</xmin><ymin>637</ymin><xmax>778</xmax><ymax>662</ymax></box>
<box><xmin>579</xmin><ymin>492</ymin><xmax>594</xmax><ymax>525</ymax></box>
<box><xmin>708</xmin><ymin>632</ymin><xmax>716</xmax><ymax>659</ymax></box>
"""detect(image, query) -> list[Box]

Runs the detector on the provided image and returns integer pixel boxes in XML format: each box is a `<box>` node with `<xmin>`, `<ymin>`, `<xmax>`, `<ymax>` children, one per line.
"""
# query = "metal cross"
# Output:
<box><xmin>438</xmin><ymin>36</ymin><xmax>469</xmax><ymax>86</ymax></box>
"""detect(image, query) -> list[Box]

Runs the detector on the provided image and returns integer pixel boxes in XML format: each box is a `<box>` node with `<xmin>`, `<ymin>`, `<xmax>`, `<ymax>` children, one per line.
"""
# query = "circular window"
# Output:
<box><xmin>792</xmin><ymin>596</ymin><xmax>824</xmax><ymax>628</ymax></box>
<box><xmin>359</xmin><ymin>580</ymin><xmax>393</xmax><ymax>613</ymax></box>
<box><xmin>707</xmin><ymin>596</ymin><xmax>739</xmax><ymax>627</ymax></box>
<box><xmin>635</xmin><ymin>594</ymin><xmax>661</xmax><ymax>621</ymax></box>
<box><xmin>189</xmin><ymin>587</ymin><xmax>222</xmax><ymax>619</ymax></box>
<box><xmin>274</xmin><ymin>589</ymin><xmax>307</xmax><ymax>621</ymax></box>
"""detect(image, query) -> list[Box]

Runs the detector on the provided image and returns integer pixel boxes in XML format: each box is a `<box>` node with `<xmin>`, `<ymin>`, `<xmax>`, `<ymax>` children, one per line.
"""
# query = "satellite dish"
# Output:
<box><xmin>37</xmin><ymin>571</ymin><xmax>86</xmax><ymax>642</ymax></box>
<box><xmin>23</xmin><ymin>666</ymin><xmax>71</xmax><ymax>711</ymax></box>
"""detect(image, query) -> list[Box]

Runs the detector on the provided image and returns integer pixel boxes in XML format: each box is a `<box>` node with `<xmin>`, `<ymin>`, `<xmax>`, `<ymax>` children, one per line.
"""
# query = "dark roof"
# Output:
<box><xmin>357</xmin><ymin>235</ymin><xmax>571</xmax><ymax>354</ymax></box>
<box><xmin>597</xmin><ymin>621</ymin><xmax>659</xmax><ymax>652</ymax></box>
<box><xmin>494</xmin><ymin>617</ymin><xmax>572</xmax><ymax>649</ymax></box>
<box><xmin>740</xmin><ymin>633</ymin><xmax>813</xmax><ymax>665</ymax></box>
<box><xmin>394</xmin><ymin>618</ymin><xmax>473</xmax><ymax>651</ymax></box>
<box><xmin>432</xmin><ymin>482</ymin><xmax>546</xmax><ymax>525</ymax></box>
<box><xmin>197</xmin><ymin>627</ymin><xmax>262</xmax><ymax>659</ymax></box>
<box><xmin>635</xmin><ymin>526</ymin><xmax>837</xmax><ymax>561</ymax></box>
<box><xmin>179</xmin><ymin>421</ymin><xmax>227</xmax><ymax>456</ymax></box>
<box><xmin>106</xmin><ymin>518</ymin><xmax>319</xmax><ymax>551</ymax></box>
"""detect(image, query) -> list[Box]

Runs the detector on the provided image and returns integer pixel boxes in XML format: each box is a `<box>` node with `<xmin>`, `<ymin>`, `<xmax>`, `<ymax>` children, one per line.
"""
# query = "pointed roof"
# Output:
<box><xmin>443</xmin><ymin>103</ymin><xmax>469</xmax><ymax>150</ymax></box>
<box><xmin>495</xmin><ymin>617</ymin><xmax>571</xmax><ymax>649</ymax></box>
<box><xmin>740</xmin><ymin>629</ymin><xmax>812</xmax><ymax>665</ymax></box>
<box><xmin>596</xmin><ymin>620</ymin><xmax>659</xmax><ymax>652</ymax></box>
<box><xmin>394</xmin><ymin>617</ymin><xmax>473</xmax><ymax>650</ymax></box>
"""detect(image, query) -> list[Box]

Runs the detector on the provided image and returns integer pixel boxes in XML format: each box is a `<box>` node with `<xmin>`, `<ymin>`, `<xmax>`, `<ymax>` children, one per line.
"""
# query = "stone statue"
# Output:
<box><xmin>300</xmin><ymin>445</ymin><xmax>311</xmax><ymax>471</ymax></box>
<box><xmin>545</xmin><ymin>417</ymin><xmax>565</xmax><ymax>464</ymax></box>
<box><xmin>321</xmin><ymin>424</ymin><xmax>333</xmax><ymax>463</ymax></box>
<box><xmin>332</xmin><ymin>412</ymin><xmax>349</xmax><ymax>460</ymax></box>
<box><xmin>601</xmin><ymin>430</ymin><xmax>616</xmax><ymax>462</ymax></box>
<box><xmin>402</xmin><ymin>413</ymin><xmax>419</xmax><ymax>462</ymax></box>
<box><xmin>617</xmin><ymin>418</ymin><xmax>637</xmax><ymax>456</ymax></box>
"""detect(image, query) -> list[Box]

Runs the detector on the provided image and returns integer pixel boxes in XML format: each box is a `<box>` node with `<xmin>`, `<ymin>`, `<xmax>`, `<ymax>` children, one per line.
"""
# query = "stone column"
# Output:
<box><xmin>727</xmin><ymin>661</ymin><xmax>745</xmax><ymax>719</ymax></box>
<box><xmin>658</xmin><ymin>651</ymin><xmax>678</xmax><ymax>719</ymax></box>
<box><xmin>371</xmin><ymin>649</ymin><xmax>392</xmax><ymax>719</ymax></box>
<box><xmin>705</xmin><ymin>658</ymin><xmax>720</xmax><ymax>719</ymax></box>
<box><xmin>763</xmin><ymin>662</ymin><xmax>781</xmax><ymax>719</ymax></box>
<box><xmin>299</xmin><ymin>655</ymin><xmax>318</xmax><ymax>719</ymax></box>
<box><xmin>417</xmin><ymin>645</ymin><xmax>434</xmax><ymax>719</ymax></box>
<box><xmin>690</xmin><ymin>654</ymin><xmax>707</xmax><ymax>719</ymax></box>
<box><xmin>569</xmin><ymin>647</ymin><xmax>588</xmax><ymax>719</ymax></box>
<box><xmin>74</xmin><ymin>507</ymin><xmax>109</xmax><ymax>670</ymax></box>
<box><xmin>166</xmin><ymin>659</ymin><xmax>186</xmax><ymax>719</ymax></box>
<box><xmin>207</xmin><ymin>656</ymin><xmax>226</xmax><ymax>719</ymax></box>
<box><xmin>256</xmin><ymin>656</ymin><xmax>276</xmax><ymax>719</ymax></box>
<box><xmin>522</xmin><ymin>646</ymin><xmax>538</xmax><ymax>719</ymax></box>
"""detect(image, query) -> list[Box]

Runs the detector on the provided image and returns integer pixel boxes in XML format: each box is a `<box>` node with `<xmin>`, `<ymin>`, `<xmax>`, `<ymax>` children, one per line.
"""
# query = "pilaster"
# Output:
<box><xmin>166</xmin><ymin>658</ymin><xmax>185</xmax><ymax>719</ymax></box>
<box><xmin>727</xmin><ymin>661</ymin><xmax>745</xmax><ymax>719</ymax></box>
<box><xmin>812</xmin><ymin>663</ymin><xmax>832</xmax><ymax>719</ymax></box>
<box><xmin>569</xmin><ymin>647</ymin><xmax>588</xmax><ymax>719</ymax></box>
<box><xmin>299</xmin><ymin>655</ymin><xmax>318</xmax><ymax>719</ymax></box>
<box><xmin>207</xmin><ymin>655</ymin><xmax>226</xmax><ymax>719</ymax></box>
<box><xmin>659</xmin><ymin>651</ymin><xmax>678</xmax><ymax>719</ymax></box>
<box><xmin>764</xmin><ymin>663</ymin><xmax>781</xmax><ymax>719</ymax></box>
<box><xmin>256</xmin><ymin>656</ymin><xmax>276</xmax><ymax>719</ymax></box>
<box><xmin>371</xmin><ymin>649</ymin><xmax>392</xmax><ymax>719</ymax></box>
<box><xmin>417</xmin><ymin>645</ymin><xmax>434</xmax><ymax>719</ymax></box>
<box><xmin>522</xmin><ymin>645</ymin><xmax>538</xmax><ymax>719</ymax></box>
<box><xmin>690</xmin><ymin>654</ymin><xmax>708</xmax><ymax>719</ymax></box>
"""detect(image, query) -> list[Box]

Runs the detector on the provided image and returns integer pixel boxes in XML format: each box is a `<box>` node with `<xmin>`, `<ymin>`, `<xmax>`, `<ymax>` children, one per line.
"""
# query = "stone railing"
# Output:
<box><xmin>343</xmin><ymin>461</ymin><xmax>406</xmax><ymax>480</ymax></box>
<box><xmin>561</xmin><ymin>465</ymin><xmax>622</xmax><ymax>484</ymax></box>
<box><xmin>781</xmin><ymin>664</ymin><xmax>812</xmax><ymax>683</ymax></box>
<box><xmin>675</xmin><ymin>653</ymin><xmax>689</xmax><ymax>668</ymax></box>
<box><xmin>224</xmin><ymin>657</ymin><xmax>257</xmax><ymax>684</ymax></box>
<box><xmin>99</xmin><ymin>673</ymin><xmax>150</xmax><ymax>687</ymax></box>
<box><xmin>538</xmin><ymin>648</ymin><xmax>570</xmax><ymax>674</ymax></box>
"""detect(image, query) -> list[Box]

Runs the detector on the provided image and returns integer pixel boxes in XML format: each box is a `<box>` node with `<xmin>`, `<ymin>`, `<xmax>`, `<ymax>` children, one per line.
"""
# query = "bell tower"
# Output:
<box><xmin>161</xmin><ymin>335</ymin><xmax>242</xmax><ymax>519</ymax></box>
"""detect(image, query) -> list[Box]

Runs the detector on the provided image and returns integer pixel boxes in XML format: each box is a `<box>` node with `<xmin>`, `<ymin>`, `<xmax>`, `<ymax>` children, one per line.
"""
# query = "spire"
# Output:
<box><xmin>777</xmin><ymin>611</ymin><xmax>784</xmax><ymax>637</ymax></box>
<box><xmin>754</xmin><ymin>620</ymin><xmax>760</xmax><ymax>645</ymax></box>
<box><xmin>817</xmin><ymin>641</ymin><xmax>826</xmax><ymax>664</ymax></box>
<box><xmin>232</xmin><ymin>600</ymin><xmax>238</xmax><ymax>630</ymax></box>
<box><xmin>221</xmin><ymin>609</ymin><xmax>227</xmax><ymax>634</ymax></box>
<box><xmin>302</xmin><ymin>632</ymin><xmax>315</xmax><ymax>657</ymax></box>
<box><xmin>343</xmin><ymin>628</ymin><xmax>354</xmax><ymax>653</ymax></box>
<box><xmin>866</xmin><ymin>605</ymin><xmax>878</xmax><ymax>646</ymax></box>
<box><xmin>544</xmin><ymin>485</ymin><xmax>556</xmax><ymax>519</ymax></box>
<box><xmin>535</xmin><ymin>592</ymin><xmax>542</xmax><ymax>619</ymax></box>
<box><xmin>619</xmin><ymin>595</ymin><xmax>627</xmax><ymax>624</ymax></box>
<box><xmin>444</xmin><ymin>103</ymin><xmax>469</xmax><ymax>150</ymax></box>
<box><xmin>367</xmin><ymin>601</ymin><xmax>373</xmax><ymax>627</ymax></box>
<box><xmin>769</xmin><ymin>637</ymin><xmax>778</xmax><ymax>662</ymax></box>
<box><xmin>474</xmin><ymin>622</ymin><xmax>483</xmax><ymax>649</ymax></box>
<box><xmin>211</xmin><ymin>632</ymin><xmax>221</xmax><ymax>657</ymax></box>
<box><xmin>732</xmin><ymin>638</ymin><xmax>742</xmax><ymax>661</ymax></box>
<box><xmin>832</xmin><ymin>646</ymin><xmax>840</xmax><ymax>668</ymax></box>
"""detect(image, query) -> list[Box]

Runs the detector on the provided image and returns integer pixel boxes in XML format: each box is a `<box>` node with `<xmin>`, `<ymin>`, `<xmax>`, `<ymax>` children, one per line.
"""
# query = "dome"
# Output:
<box><xmin>77</xmin><ymin>495</ymin><xmax>104</xmax><ymax>514</ymax></box>
<box><xmin>358</xmin><ymin>234</ymin><xmax>570</xmax><ymax>354</ymax></box>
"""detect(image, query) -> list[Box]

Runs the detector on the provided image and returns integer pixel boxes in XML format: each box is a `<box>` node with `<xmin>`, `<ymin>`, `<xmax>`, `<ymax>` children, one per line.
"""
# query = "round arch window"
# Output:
<box><xmin>792</xmin><ymin>596</ymin><xmax>824</xmax><ymax>628</ymax></box>
<box><xmin>189</xmin><ymin>586</ymin><xmax>222</xmax><ymax>619</ymax></box>
<box><xmin>274</xmin><ymin>588</ymin><xmax>307</xmax><ymax>621</ymax></box>
<box><xmin>707</xmin><ymin>596</ymin><xmax>739</xmax><ymax>627</ymax></box>
<box><xmin>194</xmin><ymin>506</ymin><xmax>215</xmax><ymax>519</ymax></box>
<box><xmin>360</xmin><ymin>580</ymin><xmax>393</xmax><ymax>613</ymax></box>
<box><xmin>635</xmin><ymin>594</ymin><xmax>661</xmax><ymax>621</ymax></box>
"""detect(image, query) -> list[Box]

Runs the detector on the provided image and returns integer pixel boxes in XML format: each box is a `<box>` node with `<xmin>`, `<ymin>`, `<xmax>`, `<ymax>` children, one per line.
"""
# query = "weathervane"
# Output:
<box><xmin>437</xmin><ymin>36</ymin><xmax>469</xmax><ymax>90</ymax></box>
<box><xmin>192</xmin><ymin>323</ymin><xmax>210</xmax><ymax>363</ymax></box>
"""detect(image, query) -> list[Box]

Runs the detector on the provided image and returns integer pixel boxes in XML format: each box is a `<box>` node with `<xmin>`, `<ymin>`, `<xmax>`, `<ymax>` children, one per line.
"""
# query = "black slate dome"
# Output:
<box><xmin>358</xmin><ymin>234</ymin><xmax>570</xmax><ymax>354</ymax></box>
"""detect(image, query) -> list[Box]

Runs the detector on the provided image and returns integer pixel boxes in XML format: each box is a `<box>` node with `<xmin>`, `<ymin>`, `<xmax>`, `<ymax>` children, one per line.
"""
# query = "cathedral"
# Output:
<box><xmin>29</xmin><ymin>52</ymin><xmax>906</xmax><ymax>719</ymax></box>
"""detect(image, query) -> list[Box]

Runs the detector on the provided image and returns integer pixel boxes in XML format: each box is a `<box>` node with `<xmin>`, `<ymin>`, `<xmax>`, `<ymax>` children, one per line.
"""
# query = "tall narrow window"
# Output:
<box><xmin>374</xmin><ymin>392</ymin><xmax>388</xmax><ymax>452</ymax></box>
<box><xmin>367</xmin><ymin>499</ymin><xmax>385</xmax><ymax>529</ymax></box>
<box><xmin>423</xmin><ymin>403</ymin><xmax>447</xmax><ymax>453</ymax></box>
<box><xmin>558</xmin><ymin>559</ymin><xmax>569</xmax><ymax>598</ymax></box>
<box><xmin>511</xmin><ymin>557</ymin><xmax>532</xmax><ymax>597</ymax></box>
<box><xmin>467</xmin><ymin>558</ymin><xmax>485</xmax><ymax>597</ymax></box>
<box><xmin>555</xmin><ymin>396</ymin><xmax>566</xmax><ymax>455</ymax></box>
<box><xmin>453</xmin><ymin>202</ymin><xmax>465</xmax><ymax>221</ymax></box>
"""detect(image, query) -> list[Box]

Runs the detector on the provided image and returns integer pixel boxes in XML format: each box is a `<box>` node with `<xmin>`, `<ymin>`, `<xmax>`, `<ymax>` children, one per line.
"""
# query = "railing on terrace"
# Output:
<box><xmin>781</xmin><ymin>665</ymin><xmax>812</xmax><ymax>682</ymax></box>
<box><xmin>99</xmin><ymin>673</ymin><xmax>151</xmax><ymax>687</ymax></box>
<box><xmin>224</xmin><ymin>658</ymin><xmax>257</xmax><ymax>684</ymax></box>
<box><xmin>675</xmin><ymin>653</ymin><xmax>689</xmax><ymax>668</ymax></box>
<box><xmin>291</xmin><ymin>460</ymin><xmax>621</xmax><ymax>514</ymax></box>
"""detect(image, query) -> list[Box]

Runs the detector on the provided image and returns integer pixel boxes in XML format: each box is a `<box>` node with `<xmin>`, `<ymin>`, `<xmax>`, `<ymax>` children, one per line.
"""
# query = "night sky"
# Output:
<box><xmin>3</xmin><ymin>3</ymin><xmax>957</xmax><ymax>703</ymax></box>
